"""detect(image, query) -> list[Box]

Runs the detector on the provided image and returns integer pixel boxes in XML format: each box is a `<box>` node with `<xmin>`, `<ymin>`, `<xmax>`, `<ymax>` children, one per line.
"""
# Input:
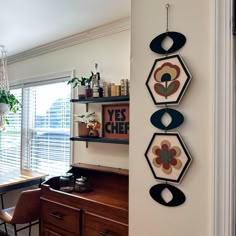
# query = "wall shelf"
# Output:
<box><xmin>70</xmin><ymin>96</ymin><xmax>129</xmax><ymax>104</ymax></box>
<box><xmin>70</xmin><ymin>136</ymin><xmax>129</xmax><ymax>145</ymax></box>
<box><xmin>70</xmin><ymin>96</ymin><xmax>129</xmax><ymax>146</ymax></box>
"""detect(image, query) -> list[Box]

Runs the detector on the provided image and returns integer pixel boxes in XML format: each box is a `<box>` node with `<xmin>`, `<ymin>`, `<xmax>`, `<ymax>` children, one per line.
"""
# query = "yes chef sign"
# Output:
<box><xmin>102</xmin><ymin>104</ymin><xmax>129</xmax><ymax>140</ymax></box>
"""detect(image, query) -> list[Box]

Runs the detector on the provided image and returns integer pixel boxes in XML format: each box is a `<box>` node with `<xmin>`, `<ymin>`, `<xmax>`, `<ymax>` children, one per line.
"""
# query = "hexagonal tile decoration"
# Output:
<box><xmin>146</xmin><ymin>54</ymin><xmax>192</xmax><ymax>105</ymax></box>
<box><xmin>145</xmin><ymin>132</ymin><xmax>192</xmax><ymax>183</ymax></box>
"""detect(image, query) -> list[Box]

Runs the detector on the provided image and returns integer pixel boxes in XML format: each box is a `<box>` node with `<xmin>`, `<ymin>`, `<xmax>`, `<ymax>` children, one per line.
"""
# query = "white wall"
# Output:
<box><xmin>130</xmin><ymin>0</ymin><xmax>212</xmax><ymax>235</ymax></box>
<box><xmin>8</xmin><ymin>30</ymin><xmax>130</xmax><ymax>170</ymax></box>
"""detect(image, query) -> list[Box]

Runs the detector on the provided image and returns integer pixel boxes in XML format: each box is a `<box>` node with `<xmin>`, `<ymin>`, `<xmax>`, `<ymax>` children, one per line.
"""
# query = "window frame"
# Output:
<box><xmin>9</xmin><ymin>70</ymin><xmax>74</xmax><ymax>173</ymax></box>
<box><xmin>213</xmin><ymin>0</ymin><xmax>235</xmax><ymax>236</ymax></box>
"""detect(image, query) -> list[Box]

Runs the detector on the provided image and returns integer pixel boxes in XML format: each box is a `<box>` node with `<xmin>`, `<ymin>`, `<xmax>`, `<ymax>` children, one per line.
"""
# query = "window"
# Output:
<box><xmin>0</xmin><ymin>76</ymin><xmax>71</xmax><ymax>176</ymax></box>
<box><xmin>0</xmin><ymin>88</ymin><xmax>22</xmax><ymax>174</ymax></box>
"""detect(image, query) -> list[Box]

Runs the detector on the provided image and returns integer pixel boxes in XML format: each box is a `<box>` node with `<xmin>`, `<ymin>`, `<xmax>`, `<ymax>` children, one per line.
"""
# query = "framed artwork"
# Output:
<box><xmin>146</xmin><ymin>54</ymin><xmax>192</xmax><ymax>105</ymax></box>
<box><xmin>102</xmin><ymin>103</ymin><xmax>129</xmax><ymax>140</ymax></box>
<box><xmin>145</xmin><ymin>132</ymin><xmax>192</xmax><ymax>183</ymax></box>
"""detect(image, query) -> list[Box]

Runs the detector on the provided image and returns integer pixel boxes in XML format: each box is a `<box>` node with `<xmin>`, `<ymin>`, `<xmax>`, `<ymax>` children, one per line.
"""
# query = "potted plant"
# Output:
<box><xmin>67</xmin><ymin>76</ymin><xmax>87</xmax><ymax>99</ymax></box>
<box><xmin>0</xmin><ymin>90</ymin><xmax>21</xmax><ymax>128</ymax></box>
<box><xmin>74</xmin><ymin>112</ymin><xmax>100</xmax><ymax>137</ymax></box>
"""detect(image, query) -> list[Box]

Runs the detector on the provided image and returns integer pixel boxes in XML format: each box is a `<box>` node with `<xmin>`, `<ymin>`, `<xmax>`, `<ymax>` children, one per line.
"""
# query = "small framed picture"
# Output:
<box><xmin>102</xmin><ymin>104</ymin><xmax>129</xmax><ymax>140</ymax></box>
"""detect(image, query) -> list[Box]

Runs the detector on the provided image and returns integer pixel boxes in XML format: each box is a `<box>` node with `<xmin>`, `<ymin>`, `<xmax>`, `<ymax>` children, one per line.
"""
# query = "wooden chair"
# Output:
<box><xmin>0</xmin><ymin>193</ymin><xmax>8</xmax><ymax>234</ymax></box>
<box><xmin>0</xmin><ymin>188</ymin><xmax>41</xmax><ymax>236</ymax></box>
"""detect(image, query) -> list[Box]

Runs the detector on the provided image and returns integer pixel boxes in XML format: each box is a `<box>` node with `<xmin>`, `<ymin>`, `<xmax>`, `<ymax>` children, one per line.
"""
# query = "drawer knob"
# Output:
<box><xmin>49</xmin><ymin>212</ymin><xmax>63</xmax><ymax>220</ymax></box>
<box><xmin>100</xmin><ymin>232</ymin><xmax>110</xmax><ymax>236</ymax></box>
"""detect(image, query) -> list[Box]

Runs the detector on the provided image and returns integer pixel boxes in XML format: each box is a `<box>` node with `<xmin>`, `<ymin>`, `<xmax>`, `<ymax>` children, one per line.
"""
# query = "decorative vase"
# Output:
<box><xmin>85</xmin><ymin>86</ymin><xmax>93</xmax><ymax>98</ymax></box>
<box><xmin>89</xmin><ymin>129</ymin><xmax>99</xmax><ymax>137</ymax></box>
<box><xmin>78</xmin><ymin>86</ymin><xmax>86</xmax><ymax>100</ymax></box>
<box><xmin>0</xmin><ymin>103</ymin><xmax>10</xmax><ymax>116</ymax></box>
<box><xmin>78</xmin><ymin>123</ymin><xmax>89</xmax><ymax>137</ymax></box>
<box><xmin>74</xmin><ymin>176</ymin><xmax>92</xmax><ymax>193</ymax></box>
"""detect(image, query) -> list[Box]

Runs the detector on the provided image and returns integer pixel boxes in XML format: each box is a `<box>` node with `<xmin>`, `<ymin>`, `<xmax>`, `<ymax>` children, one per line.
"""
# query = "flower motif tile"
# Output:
<box><xmin>145</xmin><ymin>133</ymin><xmax>192</xmax><ymax>183</ymax></box>
<box><xmin>146</xmin><ymin>54</ymin><xmax>192</xmax><ymax>105</ymax></box>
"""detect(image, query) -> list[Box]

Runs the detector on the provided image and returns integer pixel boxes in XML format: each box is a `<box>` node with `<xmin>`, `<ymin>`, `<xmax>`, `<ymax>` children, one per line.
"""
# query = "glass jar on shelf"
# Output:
<box><xmin>60</xmin><ymin>173</ymin><xmax>74</xmax><ymax>193</ymax></box>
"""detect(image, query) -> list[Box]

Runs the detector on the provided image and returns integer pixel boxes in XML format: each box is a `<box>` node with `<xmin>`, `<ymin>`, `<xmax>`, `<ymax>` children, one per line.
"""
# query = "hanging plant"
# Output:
<box><xmin>0</xmin><ymin>46</ymin><xmax>21</xmax><ymax>130</ymax></box>
<box><xmin>0</xmin><ymin>90</ymin><xmax>21</xmax><ymax>114</ymax></box>
<box><xmin>0</xmin><ymin>90</ymin><xmax>21</xmax><ymax>129</ymax></box>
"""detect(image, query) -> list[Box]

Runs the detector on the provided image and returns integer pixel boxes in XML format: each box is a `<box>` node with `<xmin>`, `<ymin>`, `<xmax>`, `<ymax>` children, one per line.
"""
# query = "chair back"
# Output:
<box><xmin>11</xmin><ymin>188</ymin><xmax>41</xmax><ymax>224</ymax></box>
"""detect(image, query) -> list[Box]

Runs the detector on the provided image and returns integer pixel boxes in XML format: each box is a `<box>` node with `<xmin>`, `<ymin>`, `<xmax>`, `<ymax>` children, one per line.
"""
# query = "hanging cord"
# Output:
<box><xmin>166</xmin><ymin>4</ymin><xmax>170</xmax><ymax>33</ymax></box>
<box><xmin>165</xmin><ymin>4</ymin><xmax>170</xmax><ymax>57</ymax></box>
<box><xmin>0</xmin><ymin>45</ymin><xmax>9</xmax><ymax>92</ymax></box>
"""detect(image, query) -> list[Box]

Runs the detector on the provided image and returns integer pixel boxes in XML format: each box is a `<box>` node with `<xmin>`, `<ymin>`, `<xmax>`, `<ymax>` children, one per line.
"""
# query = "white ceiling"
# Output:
<box><xmin>1</xmin><ymin>0</ymin><xmax>130</xmax><ymax>56</ymax></box>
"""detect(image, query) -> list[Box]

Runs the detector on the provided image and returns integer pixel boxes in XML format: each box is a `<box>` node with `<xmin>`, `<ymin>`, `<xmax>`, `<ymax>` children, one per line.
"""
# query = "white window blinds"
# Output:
<box><xmin>0</xmin><ymin>76</ymin><xmax>71</xmax><ymax>177</ymax></box>
<box><xmin>22</xmin><ymin>81</ymin><xmax>71</xmax><ymax>176</ymax></box>
<box><xmin>0</xmin><ymin>88</ymin><xmax>22</xmax><ymax>173</ymax></box>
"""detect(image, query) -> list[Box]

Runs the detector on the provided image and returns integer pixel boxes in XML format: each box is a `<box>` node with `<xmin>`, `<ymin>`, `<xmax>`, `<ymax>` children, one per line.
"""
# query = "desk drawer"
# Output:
<box><xmin>83</xmin><ymin>211</ymin><xmax>128</xmax><ymax>236</ymax></box>
<box><xmin>41</xmin><ymin>198</ymin><xmax>81</xmax><ymax>234</ymax></box>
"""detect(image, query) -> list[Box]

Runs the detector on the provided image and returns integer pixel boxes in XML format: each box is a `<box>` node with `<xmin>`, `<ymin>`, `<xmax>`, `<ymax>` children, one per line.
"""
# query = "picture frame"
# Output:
<box><xmin>102</xmin><ymin>103</ymin><xmax>129</xmax><ymax>140</ymax></box>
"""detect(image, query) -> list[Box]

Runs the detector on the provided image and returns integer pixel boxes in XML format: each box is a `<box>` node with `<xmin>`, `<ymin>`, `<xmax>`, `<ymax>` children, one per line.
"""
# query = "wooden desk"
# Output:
<box><xmin>41</xmin><ymin>163</ymin><xmax>128</xmax><ymax>236</ymax></box>
<box><xmin>0</xmin><ymin>169</ymin><xmax>48</xmax><ymax>193</ymax></box>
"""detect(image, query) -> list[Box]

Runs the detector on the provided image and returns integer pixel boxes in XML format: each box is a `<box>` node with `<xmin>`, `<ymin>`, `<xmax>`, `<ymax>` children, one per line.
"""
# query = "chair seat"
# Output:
<box><xmin>0</xmin><ymin>188</ymin><xmax>41</xmax><ymax>235</ymax></box>
<box><xmin>0</xmin><ymin>207</ymin><xmax>15</xmax><ymax>223</ymax></box>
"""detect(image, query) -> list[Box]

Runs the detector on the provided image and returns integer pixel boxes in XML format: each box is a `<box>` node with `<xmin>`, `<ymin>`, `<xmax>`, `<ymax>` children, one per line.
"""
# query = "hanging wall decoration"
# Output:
<box><xmin>0</xmin><ymin>46</ymin><xmax>21</xmax><ymax>131</ymax></box>
<box><xmin>149</xmin><ymin>183</ymin><xmax>186</xmax><ymax>207</ymax></box>
<box><xmin>146</xmin><ymin>54</ymin><xmax>192</xmax><ymax>105</ymax></box>
<box><xmin>150</xmin><ymin>32</ymin><xmax>186</xmax><ymax>55</ymax></box>
<box><xmin>149</xmin><ymin>3</ymin><xmax>186</xmax><ymax>55</ymax></box>
<box><xmin>145</xmin><ymin>132</ymin><xmax>192</xmax><ymax>183</ymax></box>
<box><xmin>150</xmin><ymin>108</ymin><xmax>184</xmax><ymax>130</ymax></box>
<box><xmin>145</xmin><ymin>4</ymin><xmax>192</xmax><ymax>207</ymax></box>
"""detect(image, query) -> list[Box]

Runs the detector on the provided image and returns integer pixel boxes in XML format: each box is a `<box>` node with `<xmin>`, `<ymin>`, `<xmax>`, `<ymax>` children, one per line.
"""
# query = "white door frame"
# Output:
<box><xmin>213</xmin><ymin>0</ymin><xmax>235</xmax><ymax>235</ymax></box>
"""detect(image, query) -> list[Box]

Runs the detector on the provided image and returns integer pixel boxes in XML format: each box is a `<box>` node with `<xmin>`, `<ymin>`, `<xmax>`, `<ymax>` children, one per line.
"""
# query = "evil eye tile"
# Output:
<box><xmin>149</xmin><ymin>183</ymin><xmax>186</xmax><ymax>207</ymax></box>
<box><xmin>150</xmin><ymin>108</ymin><xmax>184</xmax><ymax>130</ymax></box>
<box><xmin>150</xmin><ymin>31</ymin><xmax>186</xmax><ymax>55</ymax></box>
